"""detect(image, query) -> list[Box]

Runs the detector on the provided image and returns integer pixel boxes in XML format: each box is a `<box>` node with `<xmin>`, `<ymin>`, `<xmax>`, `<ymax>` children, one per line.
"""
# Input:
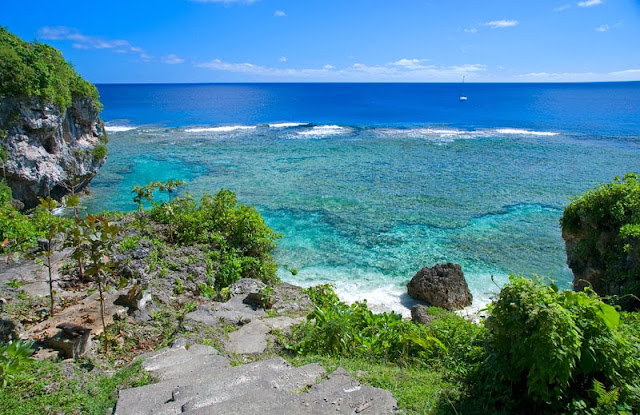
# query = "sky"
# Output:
<box><xmin>2</xmin><ymin>0</ymin><xmax>640</xmax><ymax>83</ymax></box>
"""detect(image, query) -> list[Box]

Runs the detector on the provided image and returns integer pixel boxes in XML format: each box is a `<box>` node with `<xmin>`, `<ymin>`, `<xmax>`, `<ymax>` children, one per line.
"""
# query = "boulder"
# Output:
<box><xmin>115</xmin><ymin>285</ymin><xmax>153</xmax><ymax>313</ymax></box>
<box><xmin>228</xmin><ymin>278</ymin><xmax>266</xmax><ymax>296</ymax></box>
<box><xmin>47</xmin><ymin>322</ymin><xmax>92</xmax><ymax>359</ymax></box>
<box><xmin>0</xmin><ymin>97</ymin><xmax>106</xmax><ymax>209</ymax></box>
<box><xmin>410</xmin><ymin>305</ymin><xmax>435</xmax><ymax>326</ymax></box>
<box><xmin>1</xmin><ymin>316</ymin><xmax>19</xmax><ymax>343</ymax></box>
<box><xmin>407</xmin><ymin>263</ymin><xmax>472</xmax><ymax>310</ymax></box>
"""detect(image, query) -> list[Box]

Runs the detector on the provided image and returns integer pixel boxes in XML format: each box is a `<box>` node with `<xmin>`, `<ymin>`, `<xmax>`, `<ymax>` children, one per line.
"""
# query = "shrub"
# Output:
<box><xmin>149</xmin><ymin>188</ymin><xmax>280</xmax><ymax>288</ymax></box>
<box><xmin>291</xmin><ymin>285</ymin><xmax>448</xmax><ymax>365</ymax></box>
<box><xmin>92</xmin><ymin>144</ymin><xmax>108</xmax><ymax>161</ymax></box>
<box><xmin>0</xmin><ymin>340</ymin><xmax>35</xmax><ymax>388</ymax></box>
<box><xmin>482</xmin><ymin>275</ymin><xmax>640</xmax><ymax>413</ymax></box>
<box><xmin>0</xmin><ymin>180</ymin><xmax>69</xmax><ymax>254</ymax></box>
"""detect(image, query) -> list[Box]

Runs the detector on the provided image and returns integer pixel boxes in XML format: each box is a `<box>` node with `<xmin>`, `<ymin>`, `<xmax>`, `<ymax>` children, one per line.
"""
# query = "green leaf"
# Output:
<box><xmin>598</xmin><ymin>302</ymin><xmax>620</xmax><ymax>330</ymax></box>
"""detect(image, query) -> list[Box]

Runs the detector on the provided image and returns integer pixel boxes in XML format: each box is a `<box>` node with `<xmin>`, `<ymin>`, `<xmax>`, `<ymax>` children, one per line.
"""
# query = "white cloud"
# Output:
<box><xmin>482</xmin><ymin>20</ymin><xmax>519</xmax><ymax>29</ymax></box>
<box><xmin>517</xmin><ymin>68</ymin><xmax>640</xmax><ymax>82</ymax></box>
<box><xmin>38</xmin><ymin>26</ymin><xmax>150</xmax><ymax>59</ymax></box>
<box><xmin>390</xmin><ymin>58</ymin><xmax>429</xmax><ymax>70</ymax></box>
<box><xmin>274</xmin><ymin>10</ymin><xmax>286</xmax><ymax>17</ymax></box>
<box><xmin>464</xmin><ymin>27</ymin><xmax>478</xmax><ymax>34</ymax></box>
<box><xmin>162</xmin><ymin>54</ymin><xmax>185</xmax><ymax>64</ymax></box>
<box><xmin>278</xmin><ymin>56</ymin><xmax>287</xmax><ymax>62</ymax></box>
<box><xmin>196</xmin><ymin>58</ymin><xmax>486</xmax><ymax>81</ymax></box>
<box><xmin>191</xmin><ymin>0</ymin><xmax>259</xmax><ymax>3</ymax></box>
<box><xmin>553</xmin><ymin>4</ymin><xmax>571</xmax><ymax>12</ymax></box>
<box><xmin>578</xmin><ymin>0</ymin><xmax>602</xmax><ymax>7</ymax></box>
<box><xmin>609</xmin><ymin>69</ymin><xmax>640</xmax><ymax>77</ymax></box>
<box><xmin>595</xmin><ymin>24</ymin><xmax>610</xmax><ymax>32</ymax></box>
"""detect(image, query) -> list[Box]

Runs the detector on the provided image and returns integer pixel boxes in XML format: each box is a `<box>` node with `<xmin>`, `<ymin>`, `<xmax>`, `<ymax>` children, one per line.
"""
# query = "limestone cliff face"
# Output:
<box><xmin>562</xmin><ymin>225</ymin><xmax>617</xmax><ymax>295</ymax></box>
<box><xmin>563</xmin><ymin>222</ymin><xmax>640</xmax><ymax>305</ymax></box>
<box><xmin>0</xmin><ymin>96</ymin><xmax>107</xmax><ymax>209</ymax></box>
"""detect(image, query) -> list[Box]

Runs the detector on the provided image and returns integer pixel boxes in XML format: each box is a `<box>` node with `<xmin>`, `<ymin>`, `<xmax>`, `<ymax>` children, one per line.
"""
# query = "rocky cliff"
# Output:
<box><xmin>562</xmin><ymin>221</ymin><xmax>640</xmax><ymax>305</ymax></box>
<box><xmin>0</xmin><ymin>96</ymin><xmax>107</xmax><ymax>209</ymax></box>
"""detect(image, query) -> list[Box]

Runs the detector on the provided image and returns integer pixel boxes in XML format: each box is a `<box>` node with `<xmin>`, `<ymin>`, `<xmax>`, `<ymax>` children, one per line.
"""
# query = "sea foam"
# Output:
<box><xmin>296</xmin><ymin>125</ymin><xmax>351</xmax><ymax>137</ymax></box>
<box><xmin>184</xmin><ymin>126</ymin><xmax>256</xmax><ymax>133</ymax></box>
<box><xmin>376</xmin><ymin>127</ymin><xmax>475</xmax><ymax>143</ymax></box>
<box><xmin>268</xmin><ymin>122</ymin><xmax>309</xmax><ymax>128</ymax></box>
<box><xmin>495</xmin><ymin>128</ymin><xmax>559</xmax><ymax>136</ymax></box>
<box><xmin>105</xmin><ymin>125</ymin><xmax>137</xmax><ymax>132</ymax></box>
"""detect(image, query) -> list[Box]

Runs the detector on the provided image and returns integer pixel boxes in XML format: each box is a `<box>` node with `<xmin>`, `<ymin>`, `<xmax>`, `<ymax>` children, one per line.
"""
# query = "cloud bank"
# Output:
<box><xmin>196</xmin><ymin>58</ymin><xmax>486</xmax><ymax>81</ymax></box>
<box><xmin>38</xmin><ymin>26</ymin><xmax>152</xmax><ymax>60</ymax></box>
<box><xmin>483</xmin><ymin>20</ymin><xmax>519</xmax><ymax>29</ymax></box>
<box><xmin>578</xmin><ymin>0</ymin><xmax>602</xmax><ymax>7</ymax></box>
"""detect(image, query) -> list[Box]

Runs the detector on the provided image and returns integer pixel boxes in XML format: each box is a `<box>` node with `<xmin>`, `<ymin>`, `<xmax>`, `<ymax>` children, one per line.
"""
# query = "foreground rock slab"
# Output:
<box><xmin>115</xmin><ymin>342</ymin><xmax>398</xmax><ymax>415</ymax></box>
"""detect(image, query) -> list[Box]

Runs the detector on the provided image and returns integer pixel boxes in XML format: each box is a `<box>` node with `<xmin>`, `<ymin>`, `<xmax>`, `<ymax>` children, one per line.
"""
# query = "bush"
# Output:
<box><xmin>0</xmin><ymin>180</ymin><xmax>71</xmax><ymax>254</ymax></box>
<box><xmin>0</xmin><ymin>340</ymin><xmax>35</xmax><ymax>388</ymax></box>
<box><xmin>0</xmin><ymin>180</ymin><xmax>40</xmax><ymax>253</ymax></box>
<box><xmin>561</xmin><ymin>173</ymin><xmax>640</xmax><ymax>307</ymax></box>
<box><xmin>482</xmin><ymin>275</ymin><xmax>640</xmax><ymax>413</ymax></box>
<box><xmin>149</xmin><ymin>188</ymin><xmax>280</xmax><ymax>288</ymax></box>
<box><xmin>291</xmin><ymin>285</ymin><xmax>453</xmax><ymax>366</ymax></box>
<box><xmin>0</xmin><ymin>27</ymin><xmax>101</xmax><ymax>110</ymax></box>
<box><xmin>92</xmin><ymin>144</ymin><xmax>108</xmax><ymax>161</ymax></box>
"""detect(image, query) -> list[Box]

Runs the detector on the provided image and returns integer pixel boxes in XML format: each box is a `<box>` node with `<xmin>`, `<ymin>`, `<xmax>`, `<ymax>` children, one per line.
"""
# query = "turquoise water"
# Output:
<box><xmin>87</xmin><ymin>83</ymin><xmax>640</xmax><ymax>314</ymax></box>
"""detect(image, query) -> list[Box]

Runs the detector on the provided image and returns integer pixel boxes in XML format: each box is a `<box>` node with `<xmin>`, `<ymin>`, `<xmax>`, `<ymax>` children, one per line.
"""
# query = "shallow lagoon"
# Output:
<box><xmin>87</xmin><ymin>83</ymin><xmax>640</xmax><ymax>314</ymax></box>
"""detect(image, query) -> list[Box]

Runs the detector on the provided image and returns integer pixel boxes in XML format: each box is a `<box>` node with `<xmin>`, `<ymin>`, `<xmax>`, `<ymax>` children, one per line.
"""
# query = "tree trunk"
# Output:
<box><xmin>98</xmin><ymin>276</ymin><xmax>109</xmax><ymax>354</ymax></box>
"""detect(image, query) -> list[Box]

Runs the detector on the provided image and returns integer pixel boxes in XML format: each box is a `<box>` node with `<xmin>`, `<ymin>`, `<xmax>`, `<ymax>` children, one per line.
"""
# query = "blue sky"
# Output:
<box><xmin>2</xmin><ymin>0</ymin><xmax>640</xmax><ymax>83</ymax></box>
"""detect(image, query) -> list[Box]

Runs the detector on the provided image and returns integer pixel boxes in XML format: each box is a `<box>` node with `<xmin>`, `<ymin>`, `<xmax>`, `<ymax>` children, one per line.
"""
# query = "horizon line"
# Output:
<box><xmin>94</xmin><ymin>80</ymin><xmax>640</xmax><ymax>86</ymax></box>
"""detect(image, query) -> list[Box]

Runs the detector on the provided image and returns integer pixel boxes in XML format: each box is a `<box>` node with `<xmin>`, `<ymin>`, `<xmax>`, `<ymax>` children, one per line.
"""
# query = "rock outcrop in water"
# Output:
<box><xmin>0</xmin><ymin>96</ymin><xmax>107</xmax><ymax>209</ymax></box>
<box><xmin>407</xmin><ymin>263</ymin><xmax>472</xmax><ymax>310</ymax></box>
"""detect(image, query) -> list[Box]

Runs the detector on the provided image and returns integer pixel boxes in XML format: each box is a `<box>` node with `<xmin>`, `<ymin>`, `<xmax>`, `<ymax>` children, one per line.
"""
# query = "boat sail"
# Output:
<box><xmin>459</xmin><ymin>76</ymin><xmax>468</xmax><ymax>101</ymax></box>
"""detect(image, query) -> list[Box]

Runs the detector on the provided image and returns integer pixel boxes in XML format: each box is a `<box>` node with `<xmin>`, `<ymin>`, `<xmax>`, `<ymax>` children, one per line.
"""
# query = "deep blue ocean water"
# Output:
<box><xmin>88</xmin><ymin>82</ymin><xmax>640</xmax><ymax>314</ymax></box>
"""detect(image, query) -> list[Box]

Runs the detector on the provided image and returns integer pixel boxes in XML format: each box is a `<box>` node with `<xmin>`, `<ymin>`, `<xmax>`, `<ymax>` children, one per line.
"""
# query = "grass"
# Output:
<box><xmin>0</xmin><ymin>359</ymin><xmax>150</xmax><ymax>414</ymax></box>
<box><xmin>287</xmin><ymin>355</ymin><xmax>464</xmax><ymax>415</ymax></box>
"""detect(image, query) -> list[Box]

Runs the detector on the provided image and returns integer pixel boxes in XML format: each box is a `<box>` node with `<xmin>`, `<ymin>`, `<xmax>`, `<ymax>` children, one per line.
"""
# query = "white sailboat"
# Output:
<box><xmin>459</xmin><ymin>76</ymin><xmax>468</xmax><ymax>101</ymax></box>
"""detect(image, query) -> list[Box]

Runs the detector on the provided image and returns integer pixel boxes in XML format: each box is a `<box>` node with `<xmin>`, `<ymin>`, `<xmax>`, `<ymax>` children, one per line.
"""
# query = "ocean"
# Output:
<box><xmin>86</xmin><ymin>82</ymin><xmax>640</xmax><ymax>315</ymax></box>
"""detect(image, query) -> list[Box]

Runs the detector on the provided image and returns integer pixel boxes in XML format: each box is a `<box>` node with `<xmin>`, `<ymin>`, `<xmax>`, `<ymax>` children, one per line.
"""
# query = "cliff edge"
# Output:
<box><xmin>0</xmin><ymin>26</ymin><xmax>107</xmax><ymax>209</ymax></box>
<box><xmin>561</xmin><ymin>173</ymin><xmax>640</xmax><ymax>310</ymax></box>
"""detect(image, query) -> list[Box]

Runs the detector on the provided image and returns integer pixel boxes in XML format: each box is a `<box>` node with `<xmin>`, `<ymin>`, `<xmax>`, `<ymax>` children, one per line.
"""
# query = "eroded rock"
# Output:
<box><xmin>0</xmin><ymin>97</ymin><xmax>106</xmax><ymax>209</ymax></box>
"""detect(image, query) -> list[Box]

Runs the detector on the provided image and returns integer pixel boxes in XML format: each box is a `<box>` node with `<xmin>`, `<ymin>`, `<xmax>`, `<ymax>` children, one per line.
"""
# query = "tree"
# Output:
<box><xmin>34</xmin><ymin>196</ymin><xmax>63</xmax><ymax>316</ymax></box>
<box><xmin>157</xmin><ymin>179</ymin><xmax>186</xmax><ymax>203</ymax></box>
<box><xmin>82</xmin><ymin>215</ymin><xmax>119</xmax><ymax>354</ymax></box>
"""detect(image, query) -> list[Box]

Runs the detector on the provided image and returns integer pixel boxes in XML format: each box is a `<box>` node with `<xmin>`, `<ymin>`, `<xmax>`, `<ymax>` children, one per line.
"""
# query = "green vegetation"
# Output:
<box><xmin>0</xmin><ymin>27</ymin><xmax>100</xmax><ymax>110</ymax></box>
<box><xmin>0</xmin><ymin>340</ymin><xmax>35</xmax><ymax>388</ymax></box>
<box><xmin>147</xmin><ymin>185</ymin><xmax>281</xmax><ymax>287</ymax></box>
<box><xmin>2</xmin><ymin>175</ymin><xmax>640</xmax><ymax>414</ymax></box>
<box><xmin>561</xmin><ymin>173</ymin><xmax>640</xmax><ymax>307</ymax></box>
<box><xmin>288</xmin><ymin>355</ymin><xmax>461</xmax><ymax>415</ymax></box>
<box><xmin>34</xmin><ymin>197</ymin><xmax>62</xmax><ymax>316</ymax></box>
<box><xmin>82</xmin><ymin>215</ymin><xmax>120</xmax><ymax>354</ymax></box>
<box><xmin>480</xmin><ymin>276</ymin><xmax>640</xmax><ymax>413</ymax></box>
<box><xmin>0</xmin><ymin>145</ymin><xmax>7</xmax><ymax>179</ymax></box>
<box><xmin>0</xmin><ymin>180</ymin><xmax>70</xmax><ymax>254</ymax></box>
<box><xmin>287</xmin><ymin>278</ymin><xmax>640</xmax><ymax>414</ymax></box>
<box><xmin>290</xmin><ymin>284</ymin><xmax>483</xmax><ymax>372</ymax></box>
<box><xmin>92</xmin><ymin>143</ymin><xmax>108</xmax><ymax>161</ymax></box>
<box><xmin>0</xmin><ymin>358</ymin><xmax>150</xmax><ymax>414</ymax></box>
